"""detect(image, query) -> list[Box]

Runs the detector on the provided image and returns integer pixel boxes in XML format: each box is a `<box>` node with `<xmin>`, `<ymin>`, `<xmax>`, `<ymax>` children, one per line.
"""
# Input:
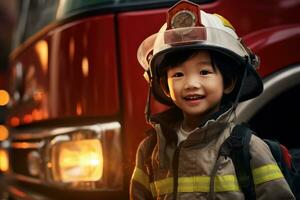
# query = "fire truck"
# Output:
<box><xmin>1</xmin><ymin>0</ymin><xmax>300</xmax><ymax>199</ymax></box>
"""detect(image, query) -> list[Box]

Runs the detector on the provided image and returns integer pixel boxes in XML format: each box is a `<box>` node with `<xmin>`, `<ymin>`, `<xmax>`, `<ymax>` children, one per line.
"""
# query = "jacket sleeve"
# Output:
<box><xmin>130</xmin><ymin>136</ymin><xmax>154</xmax><ymax>200</ymax></box>
<box><xmin>249</xmin><ymin>134</ymin><xmax>295</xmax><ymax>200</ymax></box>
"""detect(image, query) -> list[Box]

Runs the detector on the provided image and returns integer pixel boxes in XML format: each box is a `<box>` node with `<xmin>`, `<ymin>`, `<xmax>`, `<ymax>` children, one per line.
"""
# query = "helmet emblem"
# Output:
<box><xmin>171</xmin><ymin>10</ymin><xmax>196</xmax><ymax>29</ymax></box>
<box><xmin>166</xmin><ymin>0</ymin><xmax>203</xmax><ymax>30</ymax></box>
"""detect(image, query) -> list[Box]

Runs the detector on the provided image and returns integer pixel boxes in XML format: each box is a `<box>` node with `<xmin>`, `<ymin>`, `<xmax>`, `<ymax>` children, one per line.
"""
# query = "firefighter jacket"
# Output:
<box><xmin>130</xmin><ymin>106</ymin><xmax>295</xmax><ymax>200</ymax></box>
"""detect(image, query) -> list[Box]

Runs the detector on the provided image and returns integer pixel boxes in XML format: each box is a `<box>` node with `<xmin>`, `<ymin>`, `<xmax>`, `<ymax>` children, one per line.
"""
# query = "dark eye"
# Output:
<box><xmin>200</xmin><ymin>70</ymin><xmax>210</xmax><ymax>75</ymax></box>
<box><xmin>172</xmin><ymin>72</ymin><xmax>184</xmax><ymax>77</ymax></box>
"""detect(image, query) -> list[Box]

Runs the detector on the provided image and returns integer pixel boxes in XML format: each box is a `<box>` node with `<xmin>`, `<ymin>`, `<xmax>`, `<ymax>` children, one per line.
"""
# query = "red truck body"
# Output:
<box><xmin>2</xmin><ymin>0</ymin><xmax>300</xmax><ymax>199</ymax></box>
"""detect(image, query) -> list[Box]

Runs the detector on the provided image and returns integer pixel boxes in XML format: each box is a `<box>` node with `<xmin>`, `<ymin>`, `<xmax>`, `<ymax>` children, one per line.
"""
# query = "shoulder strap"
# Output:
<box><xmin>219</xmin><ymin>124</ymin><xmax>256</xmax><ymax>200</ymax></box>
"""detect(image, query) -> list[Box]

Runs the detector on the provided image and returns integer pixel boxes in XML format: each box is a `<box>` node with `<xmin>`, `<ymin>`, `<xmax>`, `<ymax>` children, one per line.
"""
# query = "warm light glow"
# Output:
<box><xmin>23</xmin><ymin>114</ymin><xmax>33</xmax><ymax>124</ymax></box>
<box><xmin>0</xmin><ymin>149</ymin><xmax>9</xmax><ymax>172</ymax></box>
<box><xmin>0</xmin><ymin>90</ymin><xmax>9</xmax><ymax>106</ymax></box>
<box><xmin>43</xmin><ymin>111</ymin><xmax>49</xmax><ymax>119</ymax></box>
<box><xmin>35</xmin><ymin>40</ymin><xmax>48</xmax><ymax>73</ymax></box>
<box><xmin>81</xmin><ymin>57</ymin><xmax>89</xmax><ymax>77</ymax></box>
<box><xmin>32</xmin><ymin>109</ymin><xmax>43</xmax><ymax>121</ymax></box>
<box><xmin>76</xmin><ymin>103</ymin><xmax>82</xmax><ymax>115</ymax></box>
<box><xmin>33</xmin><ymin>90</ymin><xmax>43</xmax><ymax>102</ymax></box>
<box><xmin>52</xmin><ymin>139</ymin><xmax>103</xmax><ymax>182</ymax></box>
<box><xmin>10</xmin><ymin>117</ymin><xmax>20</xmax><ymax>127</ymax></box>
<box><xmin>0</xmin><ymin>125</ymin><xmax>8</xmax><ymax>141</ymax></box>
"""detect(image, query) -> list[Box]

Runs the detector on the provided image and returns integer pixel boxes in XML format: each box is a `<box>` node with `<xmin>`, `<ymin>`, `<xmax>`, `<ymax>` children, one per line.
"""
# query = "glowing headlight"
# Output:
<box><xmin>0</xmin><ymin>149</ymin><xmax>9</xmax><ymax>172</ymax></box>
<box><xmin>41</xmin><ymin>122</ymin><xmax>122</xmax><ymax>190</ymax></box>
<box><xmin>51</xmin><ymin>139</ymin><xmax>103</xmax><ymax>183</ymax></box>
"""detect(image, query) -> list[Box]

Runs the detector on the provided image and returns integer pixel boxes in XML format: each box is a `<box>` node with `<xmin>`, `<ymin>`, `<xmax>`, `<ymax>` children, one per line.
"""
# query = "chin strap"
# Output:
<box><xmin>226</xmin><ymin>57</ymin><xmax>250</xmax><ymax>123</ymax></box>
<box><xmin>233</xmin><ymin>55</ymin><xmax>254</xmax><ymax>109</ymax></box>
<box><xmin>232</xmin><ymin>63</ymin><xmax>248</xmax><ymax>111</ymax></box>
<box><xmin>145</xmin><ymin>71</ymin><xmax>153</xmax><ymax>125</ymax></box>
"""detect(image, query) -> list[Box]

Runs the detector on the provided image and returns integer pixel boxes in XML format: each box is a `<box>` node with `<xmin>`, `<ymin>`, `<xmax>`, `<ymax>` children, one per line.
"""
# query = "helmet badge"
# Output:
<box><xmin>167</xmin><ymin>0</ymin><xmax>203</xmax><ymax>30</ymax></box>
<box><xmin>171</xmin><ymin>10</ymin><xmax>196</xmax><ymax>29</ymax></box>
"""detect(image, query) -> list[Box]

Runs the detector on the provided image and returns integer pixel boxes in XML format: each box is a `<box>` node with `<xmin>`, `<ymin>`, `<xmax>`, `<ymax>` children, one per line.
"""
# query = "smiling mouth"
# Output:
<box><xmin>183</xmin><ymin>95</ymin><xmax>205</xmax><ymax>101</ymax></box>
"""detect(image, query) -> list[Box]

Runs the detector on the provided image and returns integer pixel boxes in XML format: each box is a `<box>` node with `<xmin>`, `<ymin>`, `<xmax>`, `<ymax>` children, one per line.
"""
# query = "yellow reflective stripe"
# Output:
<box><xmin>150</xmin><ymin>177</ymin><xmax>173</xmax><ymax>197</ymax></box>
<box><xmin>132</xmin><ymin>167</ymin><xmax>150</xmax><ymax>191</ymax></box>
<box><xmin>213</xmin><ymin>14</ymin><xmax>235</xmax><ymax>30</ymax></box>
<box><xmin>252</xmin><ymin>164</ymin><xmax>284</xmax><ymax>185</ymax></box>
<box><xmin>150</xmin><ymin>175</ymin><xmax>240</xmax><ymax>197</ymax></box>
<box><xmin>215</xmin><ymin>175</ymin><xmax>240</xmax><ymax>192</ymax></box>
<box><xmin>178</xmin><ymin>176</ymin><xmax>210</xmax><ymax>192</ymax></box>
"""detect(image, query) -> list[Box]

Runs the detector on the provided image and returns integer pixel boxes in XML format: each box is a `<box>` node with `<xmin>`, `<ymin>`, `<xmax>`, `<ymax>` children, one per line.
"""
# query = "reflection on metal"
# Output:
<box><xmin>12</xmin><ymin>122</ymin><xmax>121</xmax><ymax>140</ymax></box>
<box><xmin>69</xmin><ymin>37</ymin><xmax>75</xmax><ymax>62</ymax></box>
<box><xmin>76</xmin><ymin>102</ymin><xmax>82</xmax><ymax>115</ymax></box>
<box><xmin>11</xmin><ymin>141</ymin><xmax>44</xmax><ymax>149</ymax></box>
<box><xmin>35</xmin><ymin>40</ymin><xmax>48</xmax><ymax>74</ymax></box>
<box><xmin>236</xmin><ymin>64</ymin><xmax>300</xmax><ymax>122</ymax></box>
<box><xmin>23</xmin><ymin>65</ymin><xmax>37</xmax><ymax>102</ymax></box>
<box><xmin>9</xmin><ymin>62</ymin><xmax>23</xmax><ymax>105</ymax></box>
<box><xmin>0</xmin><ymin>90</ymin><xmax>10</xmax><ymax>106</ymax></box>
<box><xmin>27</xmin><ymin>151</ymin><xmax>41</xmax><ymax>176</ymax></box>
<box><xmin>82</xmin><ymin>57</ymin><xmax>89</xmax><ymax>77</ymax></box>
<box><xmin>56</xmin><ymin>0</ymin><xmax>67</xmax><ymax>19</ymax></box>
<box><xmin>0</xmin><ymin>125</ymin><xmax>9</xmax><ymax>141</ymax></box>
<box><xmin>16</xmin><ymin>62</ymin><xmax>23</xmax><ymax>81</ymax></box>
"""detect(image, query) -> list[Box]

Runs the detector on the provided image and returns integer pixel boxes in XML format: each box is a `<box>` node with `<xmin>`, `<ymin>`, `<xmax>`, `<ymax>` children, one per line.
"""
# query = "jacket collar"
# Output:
<box><xmin>150</xmin><ymin>104</ymin><xmax>234</xmax><ymax>146</ymax></box>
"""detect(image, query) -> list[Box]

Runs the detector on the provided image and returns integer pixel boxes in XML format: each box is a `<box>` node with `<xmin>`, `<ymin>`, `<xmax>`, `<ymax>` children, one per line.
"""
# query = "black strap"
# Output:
<box><xmin>219</xmin><ymin>124</ymin><xmax>256</xmax><ymax>200</ymax></box>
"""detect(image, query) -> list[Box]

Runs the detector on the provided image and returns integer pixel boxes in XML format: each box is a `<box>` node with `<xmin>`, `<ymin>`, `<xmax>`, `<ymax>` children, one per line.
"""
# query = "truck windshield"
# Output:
<box><xmin>13</xmin><ymin>0</ymin><xmax>213</xmax><ymax>48</ymax></box>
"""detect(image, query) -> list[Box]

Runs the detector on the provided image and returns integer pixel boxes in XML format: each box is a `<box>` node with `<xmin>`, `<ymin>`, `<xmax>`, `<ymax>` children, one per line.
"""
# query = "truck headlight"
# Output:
<box><xmin>43</xmin><ymin>121</ymin><xmax>123</xmax><ymax>190</ymax></box>
<box><xmin>51</xmin><ymin>139</ymin><xmax>103</xmax><ymax>182</ymax></box>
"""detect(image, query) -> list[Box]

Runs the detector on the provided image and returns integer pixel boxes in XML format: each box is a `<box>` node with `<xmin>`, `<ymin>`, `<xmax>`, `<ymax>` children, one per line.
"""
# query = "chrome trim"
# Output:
<box><xmin>11</xmin><ymin>141</ymin><xmax>44</xmax><ymax>149</ymax></box>
<box><xmin>12</xmin><ymin>172</ymin><xmax>42</xmax><ymax>184</ymax></box>
<box><xmin>49</xmin><ymin>135</ymin><xmax>70</xmax><ymax>146</ymax></box>
<box><xmin>12</xmin><ymin>121</ymin><xmax>121</xmax><ymax>140</ymax></box>
<box><xmin>236</xmin><ymin>64</ymin><xmax>300</xmax><ymax>122</ymax></box>
<box><xmin>27</xmin><ymin>151</ymin><xmax>42</xmax><ymax>176</ymax></box>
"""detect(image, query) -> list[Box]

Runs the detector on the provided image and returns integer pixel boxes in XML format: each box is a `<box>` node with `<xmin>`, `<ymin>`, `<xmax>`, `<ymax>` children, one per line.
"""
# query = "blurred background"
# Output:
<box><xmin>0</xmin><ymin>1</ymin><xmax>18</xmax><ymax>122</ymax></box>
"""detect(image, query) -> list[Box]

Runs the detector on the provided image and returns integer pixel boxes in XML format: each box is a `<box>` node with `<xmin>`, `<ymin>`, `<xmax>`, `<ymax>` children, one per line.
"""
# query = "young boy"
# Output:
<box><xmin>130</xmin><ymin>0</ymin><xmax>295</xmax><ymax>199</ymax></box>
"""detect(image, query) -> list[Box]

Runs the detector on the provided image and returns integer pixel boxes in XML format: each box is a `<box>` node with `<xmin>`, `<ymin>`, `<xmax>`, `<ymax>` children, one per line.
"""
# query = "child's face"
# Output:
<box><xmin>166</xmin><ymin>51</ymin><xmax>225</xmax><ymax>117</ymax></box>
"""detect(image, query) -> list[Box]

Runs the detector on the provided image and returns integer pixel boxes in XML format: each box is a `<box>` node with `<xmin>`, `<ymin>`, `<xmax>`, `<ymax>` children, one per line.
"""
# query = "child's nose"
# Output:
<box><xmin>184</xmin><ymin>76</ymin><xmax>201</xmax><ymax>90</ymax></box>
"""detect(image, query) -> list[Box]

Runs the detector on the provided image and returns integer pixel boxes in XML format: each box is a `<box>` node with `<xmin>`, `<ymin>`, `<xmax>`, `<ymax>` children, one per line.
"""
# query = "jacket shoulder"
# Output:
<box><xmin>249</xmin><ymin>133</ymin><xmax>295</xmax><ymax>199</ymax></box>
<box><xmin>135</xmin><ymin>129</ymin><xmax>157</xmax><ymax>164</ymax></box>
<box><xmin>249</xmin><ymin>133</ymin><xmax>276</xmax><ymax>165</ymax></box>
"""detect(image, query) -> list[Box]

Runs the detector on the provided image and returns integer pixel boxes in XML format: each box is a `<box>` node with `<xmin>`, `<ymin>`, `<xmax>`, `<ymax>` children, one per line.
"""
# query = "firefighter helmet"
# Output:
<box><xmin>137</xmin><ymin>0</ymin><xmax>263</xmax><ymax>105</ymax></box>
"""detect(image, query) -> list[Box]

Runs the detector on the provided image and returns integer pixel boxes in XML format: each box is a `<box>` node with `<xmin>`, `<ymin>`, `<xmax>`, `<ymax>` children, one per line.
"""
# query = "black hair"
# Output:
<box><xmin>158</xmin><ymin>49</ymin><xmax>244</xmax><ymax>103</ymax></box>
